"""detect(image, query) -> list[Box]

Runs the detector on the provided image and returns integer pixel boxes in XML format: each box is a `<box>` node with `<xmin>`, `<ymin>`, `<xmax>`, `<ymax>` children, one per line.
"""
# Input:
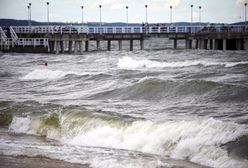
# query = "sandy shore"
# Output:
<box><xmin>0</xmin><ymin>154</ymin><xmax>210</xmax><ymax>168</ymax></box>
<box><xmin>0</xmin><ymin>155</ymin><xmax>90</xmax><ymax>168</ymax></box>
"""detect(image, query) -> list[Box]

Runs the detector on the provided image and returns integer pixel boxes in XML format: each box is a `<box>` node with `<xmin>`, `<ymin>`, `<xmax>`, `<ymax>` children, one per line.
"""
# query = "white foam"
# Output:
<box><xmin>64</xmin><ymin>118</ymin><xmax>248</xmax><ymax>168</ymax></box>
<box><xmin>8</xmin><ymin>114</ymin><xmax>248</xmax><ymax>168</ymax></box>
<box><xmin>21</xmin><ymin>68</ymin><xmax>88</xmax><ymax>80</ymax></box>
<box><xmin>117</xmin><ymin>56</ymin><xmax>248</xmax><ymax>70</ymax></box>
<box><xmin>8</xmin><ymin>116</ymin><xmax>35</xmax><ymax>134</ymax></box>
<box><xmin>225</xmin><ymin>61</ymin><xmax>248</xmax><ymax>67</ymax></box>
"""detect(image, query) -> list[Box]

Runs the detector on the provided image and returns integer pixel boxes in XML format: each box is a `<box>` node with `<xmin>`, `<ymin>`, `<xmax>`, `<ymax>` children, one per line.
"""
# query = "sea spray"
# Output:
<box><xmin>117</xmin><ymin>56</ymin><xmax>248</xmax><ymax>70</ymax></box>
<box><xmin>21</xmin><ymin>68</ymin><xmax>90</xmax><ymax>80</ymax></box>
<box><xmin>8</xmin><ymin>110</ymin><xmax>248</xmax><ymax>168</ymax></box>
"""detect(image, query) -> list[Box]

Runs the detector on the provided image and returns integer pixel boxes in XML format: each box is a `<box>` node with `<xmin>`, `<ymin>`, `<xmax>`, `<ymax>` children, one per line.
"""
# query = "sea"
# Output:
<box><xmin>1</xmin><ymin>39</ymin><xmax>248</xmax><ymax>168</ymax></box>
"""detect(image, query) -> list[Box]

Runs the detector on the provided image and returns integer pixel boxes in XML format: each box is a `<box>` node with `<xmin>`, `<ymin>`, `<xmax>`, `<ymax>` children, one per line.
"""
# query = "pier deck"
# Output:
<box><xmin>1</xmin><ymin>25</ymin><xmax>248</xmax><ymax>53</ymax></box>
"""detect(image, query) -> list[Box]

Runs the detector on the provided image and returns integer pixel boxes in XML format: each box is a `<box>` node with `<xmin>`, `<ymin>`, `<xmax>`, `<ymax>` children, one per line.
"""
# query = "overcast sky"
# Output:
<box><xmin>0</xmin><ymin>0</ymin><xmax>247</xmax><ymax>23</ymax></box>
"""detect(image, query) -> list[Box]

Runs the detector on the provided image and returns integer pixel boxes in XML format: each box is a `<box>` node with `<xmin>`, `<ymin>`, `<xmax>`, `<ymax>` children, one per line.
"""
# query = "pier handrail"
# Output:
<box><xmin>9</xmin><ymin>24</ymin><xmax>248</xmax><ymax>35</ymax></box>
<box><xmin>10</xmin><ymin>26</ymin><xmax>18</xmax><ymax>41</ymax></box>
<box><xmin>0</xmin><ymin>27</ymin><xmax>7</xmax><ymax>42</ymax></box>
<box><xmin>0</xmin><ymin>38</ymin><xmax>49</xmax><ymax>47</ymax></box>
<box><xmin>15</xmin><ymin>38</ymin><xmax>49</xmax><ymax>47</ymax></box>
<box><xmin>12</xmin><ymin>25</ymin><xmax>203</xmax><ymax>34</ymax></box>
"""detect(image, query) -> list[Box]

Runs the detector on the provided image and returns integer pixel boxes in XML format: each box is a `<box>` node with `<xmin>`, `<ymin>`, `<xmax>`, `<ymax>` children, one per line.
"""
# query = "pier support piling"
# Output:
<box><xmin>203</xmin><ymin>40</ymin><xmax>208</xmax><ymax>49</ymax></box>
<box><xmin>140</xmin><ymin>39</ymin><xmax>144</xmax><ymax>50</ymax></box>
<box><xmin>173</xmin><ymin>39</ymin><xmax>177</xmax><ymax>49</ymax></box>
<box><xmin>130</xmin><ymin>40</ymin><xmax>133</xmax><ymax>51</ymax></box>
<box><xmin>200</xmin><ymin>40</ymin><xmax>205</xmax><ymax>49</ymax></box>
<box><xmin>74</xmin><ymin>41</ymin><xmax>78</xmax><ymax>54</ymax></box>
<box><xmin>236</xmin><ymin>39</ymin><xmax>241</xmax><ymax>50</ymax></box>
<box><xmin>118</xmin><ymin>40</ymin><xmax>122</xmax><ymax>50</ymax></box>
<box><xmin>107</xmin><ymin>40</ymin><xmax>111</xmax><ymax>51</ymax></box>
<box><xmin>209</xmin><ymin>40</ymin><xmax>213</xmax><ymax>50</ymax></box>
<box><xmin>244</xmin><ymin>39</ymin><xmax>248</xmax><ymax>50</ymax></box>
<box><xmin>207</xmin><ymin>39</ymin><xmax>211</xmax><ymax>50</ymax></box>
<box><xmin>223</xmin><ymin>39</ymin><xmax>227</xmax><ymax>50</ymax></box>
<box><xmin>185</xmin><ymin>39</ymin><xmax>192</xmax><ymax>49</ymax></box>
<box><xmin>96</xmin><ymin>40</ymin><xmax>100</xmax><ymax>50</ymax></box>
<box><xmin>195</xmin><ymin>40</ymin><xmax>199</xmax><ymax>49</ymax></box>
<box><xmin>79</xmin><ymin>41</ymin><xmax>83</xmax><ymax>54</ymax></box>
<box><xmin>55</xmin><ymin>41</ymin><xmax>60</xmax><ymax>54</ymax></box>
<box><xmin>60</xmin><ymin>41</ymin><xmax>64</xmax><ymax>53</ymax></box>
<box><xmin>85</xmin><ymin>41</ymin><xmax>89</xmax><ymax>51</ymax></box>
<box><xmin>212</xmin><ymin>39</ymin><xmax>216</xmax><ymax>50</ymax></box>
<box><xmin>50</xmin><ymin>41</ymin><xmax>55</xmax><ymax>53</ymax></box>
<box><xmin>69</xmin><ymin>41</ymin><xmax>73</xmax><ymax>53</ymax></box>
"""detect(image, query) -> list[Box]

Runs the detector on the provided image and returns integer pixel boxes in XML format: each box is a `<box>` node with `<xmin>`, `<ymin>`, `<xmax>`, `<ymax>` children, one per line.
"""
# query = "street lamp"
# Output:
<box><xmin>27</xmin><ymin>5</ymin><xmax>30</xmax><ymax>26</ymax></box>
<box><xmin>126</xmin><ymin>6</ymin><xmax>128</xmax><ymax>28</ymax></box>
<box><xmin>145</xmin><ymin>5</ymin><xmax>148</xmax><ymax>23</ymax></box>
<box><xmin>199</xmin><ymin>6</ymin><xmax>202</xmax><ymax>23</ymax></box>
<box><xmin>99</xmin><ymin>5</ymin><xmax>102</xmax><ymax>28</ymax></box>
<box><xmin>170</xmin><ymin>6</ymin><xmax>172</xmax><ymax>25</ymax></box>
<box><xmin>28</xmin><ymin>3</ymin><xmax>32</xmax><ymax>27</ymax></box>
<box><xmin>245</xmin><ymin>3</ymin><xmax>247</xmax><ymax>25</ymax></box>
<box><xmin>190</xmin><ymin>4</ymin><xmax>193</xmax><ymax>23</ymax></box>
<box><xmin>81</xmin><ymin>6</ymin><xmax>84</xmax><ymax>25</ymax></box>
<box><xmin>47</xmin><ymin>2</ymin><xmax>50</xmax><ymax>26</ymax></box>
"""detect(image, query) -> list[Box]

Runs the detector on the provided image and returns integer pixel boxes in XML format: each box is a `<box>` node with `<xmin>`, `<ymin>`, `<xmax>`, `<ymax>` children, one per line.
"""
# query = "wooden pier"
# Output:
<box><xmin>1</xmin><ymin>25</ymin><xmax>248</xmax><ymax>54</ymax></box>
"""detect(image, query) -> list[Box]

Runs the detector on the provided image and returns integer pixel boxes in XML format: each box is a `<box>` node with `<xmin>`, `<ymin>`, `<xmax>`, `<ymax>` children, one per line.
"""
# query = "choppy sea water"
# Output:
<box><xmin>1</xmin><ymin>42</ymin><xmax>248</xmax><ymax>168</ymax></box>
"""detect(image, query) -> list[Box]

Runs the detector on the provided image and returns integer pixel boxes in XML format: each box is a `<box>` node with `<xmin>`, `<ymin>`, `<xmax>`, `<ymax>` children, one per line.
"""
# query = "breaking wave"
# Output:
<box><xmin>117</xmin><ymin>56</ymin><xmax>248</xmax><ymax>70</ymax></box>
<box><xmin>8</xmin><ymin>109</ymin><xmax>248</xmax><ymax>168</ymax></box>
<box><xmin>21</xmin><ymin>69</ymin><xmax>89</xmax><ymax>80</ymax></box>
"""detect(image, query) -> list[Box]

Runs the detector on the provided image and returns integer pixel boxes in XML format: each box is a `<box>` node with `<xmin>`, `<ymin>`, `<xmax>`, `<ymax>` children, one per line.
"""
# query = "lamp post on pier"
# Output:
<box><xmin>28</xmin><ymin>3</ymin><xmax>32</xmax><ymax>27</ymax></box>
<box><xmin>145</xmin><ymin>5</ymin><xmax>148</xmax><ymax>23</ymax></box>
<box><xmin>27</xmin><ymin>5</ymin><xmax>30</xmax><ymax>26</ymax></box>
<box><xmin>126</xmin><ymin>6</ymin><xmax>129</xmax><ymax>29</ymax></box>
<box><xmin>99</xmin><ymin>5</ymin><xmax>102</xmax><ymax>33</ymax></box>
<box><xmin>170</xmin><ymin>6</ymin><xmax>172</xmax><ymax>25</ymax></box>
<box><xmin>190</xmin><ymin>4</ymin><xmax>193</xmax><ymax>33</ymax></box>
<box><xmin>199</xmin><ymin>6</ymin><xmax>202</xmax><ymax>23</ymax></box>
<box><xmin>81</xmin><ymin>5</ymin><xmax>84</xmax><ymax>25</ymax></box>
<box><xmin>47</xmin><ymin>2</ymin><xmax>50</xmax><ymax>26</ymax></box>
<box><xmin>245</xmin><ymin>3</ymin><xmax>247</xmax><ymax>26</ymax></box>
<box><xmin>190</xmin><ymin>4</ymin><xmax>193</xmax><ymax>23</ymax></box>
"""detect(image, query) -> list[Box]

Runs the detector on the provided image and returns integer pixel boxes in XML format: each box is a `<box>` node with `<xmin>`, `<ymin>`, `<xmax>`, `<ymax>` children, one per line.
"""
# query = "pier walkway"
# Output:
<box><xmin>1</xmin><ymin>24</ymin><xmax>248</xmax><ymax>53</ymax></box>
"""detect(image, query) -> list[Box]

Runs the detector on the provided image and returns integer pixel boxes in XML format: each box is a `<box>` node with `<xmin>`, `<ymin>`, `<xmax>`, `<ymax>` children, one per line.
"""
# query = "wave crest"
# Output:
<box><xmin>8</xmin><ymin>110</ymin><xmax>248</xmax><ymax>168</ymax></box>
<box><xmin>21</xmin><ymin>68</ymin><xmax>94</xmax><ymax>80</ymax></box>
<box><xmin>117</xmin><ymin>56</ymin><xmax>248</xmax><ymax>70</ymax></box>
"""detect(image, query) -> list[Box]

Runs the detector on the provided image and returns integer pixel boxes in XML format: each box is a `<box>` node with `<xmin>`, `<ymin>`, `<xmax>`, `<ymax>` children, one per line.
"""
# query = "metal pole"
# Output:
<box><xmin>27</xmin><ymin>5</ymin><xmax>30</xmax><ymax>26</ymax></box>
<box><xmin>191</xmin><ymin>4</ymin><xmax>193</xmax><ymax>23</ymax></box>
<box><xmin>190</xmin><ymin>4</ymin><xmax>193</xmax><ymax>33</ymax></box>
<box><xmin>29</xmin><ymin>3</ymin><xmax>32</xmax><ymax>27</ymax></box>
<box><xmin>199</xmin><ymin>6</ymin><xmax>202</xmax><ymax>23</ymax></box>
<box><xmin>47</xmin><ymin>2</ymin><xmax>49</xmax><ymax>26</ymax></box>
<box><xmin>170</xmin><ymin>6</ymin><xmax>172</xmax><ymax>25</ymax></box>
<box><xmin>99</xmin><ymin>5</ymin><xmax>102</xmax><ymax>33</ymax></box>
<box><xmin>81</xmin><ymin>6</ymin><xmax>84</xmax><ymax>25</ymax></box>
<box><xmin>245</xmin><ymin>3</ymin><xmax>247</xmax><ymax>25</ymax></box>
<box><xmin>47</xmin><ymin>2</ymin><xmax>50</xmax><ymax>26</ymax></box>
<box><xmin>145</xmin><ymin>5</ymin><xmax>148</xmax><ymax>23</ymax></box>
<box><xmin>126</xmin><ymin>6</ymin><xmax>128</xmax><ymax>28</ymax></box>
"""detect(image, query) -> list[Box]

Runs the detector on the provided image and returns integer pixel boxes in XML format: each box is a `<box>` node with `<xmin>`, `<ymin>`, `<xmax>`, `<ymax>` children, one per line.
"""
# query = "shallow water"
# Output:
<box><xmin>1</xmin><ymin>46</ymin><xmax>248</xmax><ymax>168</ymax></box>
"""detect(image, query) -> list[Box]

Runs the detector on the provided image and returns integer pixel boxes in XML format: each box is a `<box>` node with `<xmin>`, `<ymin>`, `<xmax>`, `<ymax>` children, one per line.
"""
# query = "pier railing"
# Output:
<box><xmin>11</xmin><ymin>25</ymin><xmax>248</xmax><ymax>35</ymax></box>
<box><xmin>10</xmin><ymin>26</ymin><xmax>18</xmax><ymax>41</ymax></box>
<box><xmin>0</xmin><ymin>27</ymin><xmax>7</xmax><ymax>42</ymax></box>
<box><xmin>0</xmin><ymin>38</ymin><xmax>49</xmax><ymax>49</ymax></box>
<box><xmin>15</xmin><ymin>38</ymin><xmax>49</xmax><ymax>47</ymax></box>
